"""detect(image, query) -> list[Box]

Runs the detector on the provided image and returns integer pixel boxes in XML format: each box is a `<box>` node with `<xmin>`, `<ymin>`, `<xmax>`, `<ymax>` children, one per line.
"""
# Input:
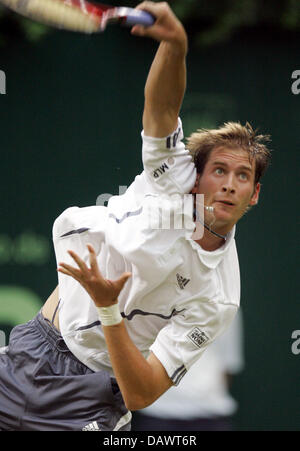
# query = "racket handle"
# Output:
<box><xmin>118</xmin><ymin>8</ymin><xmax>155</xmax><ymax>27</ymax></box>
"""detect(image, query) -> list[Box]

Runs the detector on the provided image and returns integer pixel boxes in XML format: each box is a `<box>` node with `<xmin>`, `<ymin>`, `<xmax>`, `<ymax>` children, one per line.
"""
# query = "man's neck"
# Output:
<box><xmin>192</xmin><ymin>228</ymin><xmax>226</xmax><ymax>251</ymax></box>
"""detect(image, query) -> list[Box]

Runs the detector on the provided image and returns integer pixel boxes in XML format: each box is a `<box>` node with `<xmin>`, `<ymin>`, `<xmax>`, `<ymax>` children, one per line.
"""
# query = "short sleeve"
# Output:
<box><xmin>142</xmin><ymin>118</ymin><xmax>197</xmax><ymax>196</ymax></box>
<box><xmin>150</xmin><ymin>300</ymin><xmax>238</xmax><ymax>386</ymax></box>
<box><xmin>52</xmin><ymin>206</ymin><xmax>108</xmax><ymax>303</ymax></box>
<box><xmin>53</xmin><ymin>205</ymin><xmax>108</xmax><ymax>256</ymax></box>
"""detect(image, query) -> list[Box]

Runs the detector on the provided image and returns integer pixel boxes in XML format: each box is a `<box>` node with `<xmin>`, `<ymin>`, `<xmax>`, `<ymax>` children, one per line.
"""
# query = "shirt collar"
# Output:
<box><xmin>187</xmin><ymin>225</ymin><xmax>236</xmax><ymax>269</ymax></box>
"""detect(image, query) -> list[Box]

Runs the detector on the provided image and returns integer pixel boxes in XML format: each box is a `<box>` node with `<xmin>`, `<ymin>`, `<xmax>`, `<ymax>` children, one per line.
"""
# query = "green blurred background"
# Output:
<box><xmin>0</xmin><ymin>0</ymin><xmax>299</xmax><ymax>431</ymax></box>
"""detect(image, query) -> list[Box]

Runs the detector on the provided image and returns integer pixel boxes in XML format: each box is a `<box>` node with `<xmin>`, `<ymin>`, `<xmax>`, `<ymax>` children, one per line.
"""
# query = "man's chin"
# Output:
<box><xmin>212</xmin><ymin>212</ymin><xmax>236</xmax><ymax>233</ymax></box>
<box><xmin>214</xmin><ymin>209</ymin><xmax>234</xmax><ymax>222</ymax></box>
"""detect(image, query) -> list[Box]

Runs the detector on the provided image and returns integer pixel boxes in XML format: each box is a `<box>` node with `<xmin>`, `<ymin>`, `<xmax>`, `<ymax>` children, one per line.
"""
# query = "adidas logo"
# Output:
<box><xmin>176</xmin><ymin>273</ymin><xmax>190</xmax><ymax>289</ymax></box>
<box><xmin>82</xmin><ymin>421</ymin><xmax>100</xmax><ymax>431</ymax></box>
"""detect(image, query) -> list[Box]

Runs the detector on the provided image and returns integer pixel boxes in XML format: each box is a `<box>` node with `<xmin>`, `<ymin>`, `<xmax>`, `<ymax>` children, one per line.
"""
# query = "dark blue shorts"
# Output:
<box><xmin>0</xmin><ymin>311</ymin><xmax>131</xmax><ymax>431</ymax></box>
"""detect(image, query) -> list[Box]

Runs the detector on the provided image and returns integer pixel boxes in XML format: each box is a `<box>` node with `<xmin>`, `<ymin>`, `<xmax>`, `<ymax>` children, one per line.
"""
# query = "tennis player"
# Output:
<box><xmin>0</xmin><ymin>1</ymin><xmax>271</xmax><ymax>431</ymax></box>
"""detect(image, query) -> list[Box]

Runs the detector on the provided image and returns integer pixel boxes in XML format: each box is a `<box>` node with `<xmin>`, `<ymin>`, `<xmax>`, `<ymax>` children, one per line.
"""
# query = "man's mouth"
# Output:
<box><xmin>216</xmin><ymin>200</ymin><xmax>235</xmax><ymax>206</ymax></box>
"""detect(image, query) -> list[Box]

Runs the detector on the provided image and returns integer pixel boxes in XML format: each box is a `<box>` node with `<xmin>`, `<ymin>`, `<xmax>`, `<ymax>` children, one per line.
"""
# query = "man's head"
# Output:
<box><xmin>187</xmin><ymin>122</ymin><xmax>271</xmax><ymax>235</ymax></box>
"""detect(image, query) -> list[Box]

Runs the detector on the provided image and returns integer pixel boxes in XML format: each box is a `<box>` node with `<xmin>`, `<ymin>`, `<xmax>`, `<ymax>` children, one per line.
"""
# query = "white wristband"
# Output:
<box><xmin>96</xmin><ymin>304</ymin><xmax>122</xmax><ymax>326</ymax></box>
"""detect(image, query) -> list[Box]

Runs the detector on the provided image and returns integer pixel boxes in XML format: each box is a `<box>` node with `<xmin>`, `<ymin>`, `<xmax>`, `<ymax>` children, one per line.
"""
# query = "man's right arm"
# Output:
<box><xmin>131</xmin><ymin>2</ymin><xmax>188</xmax><ymax>138</ymax></box>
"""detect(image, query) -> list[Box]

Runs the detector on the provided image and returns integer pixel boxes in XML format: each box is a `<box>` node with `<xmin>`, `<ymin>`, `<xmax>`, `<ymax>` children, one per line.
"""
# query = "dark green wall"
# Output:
<box><xmin>0</xmin><ymin>25</ymin><xmax>299</xmax><ymax>430</ymax></box>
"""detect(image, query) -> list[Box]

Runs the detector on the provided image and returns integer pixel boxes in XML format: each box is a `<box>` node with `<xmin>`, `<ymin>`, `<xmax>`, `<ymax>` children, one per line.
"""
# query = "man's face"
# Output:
<box><xmin>192</xmin><ymin>146</ymin><xmax>260</xmax><ymax>235</ymax></box>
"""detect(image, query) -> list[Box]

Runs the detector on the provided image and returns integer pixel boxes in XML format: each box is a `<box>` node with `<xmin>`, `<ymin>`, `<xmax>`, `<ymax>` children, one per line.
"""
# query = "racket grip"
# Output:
<box><xmin>121</xmin><ymin>8</ymin><xmax>155</xmax><ymax>27</ymax></box>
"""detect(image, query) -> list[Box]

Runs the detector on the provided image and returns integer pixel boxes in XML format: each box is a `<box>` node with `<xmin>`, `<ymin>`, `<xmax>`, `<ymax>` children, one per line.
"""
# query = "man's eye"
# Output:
<box><xmin>239</xmin><ymin>173</ymin><xmax>248</xmax><ymax>180</ymax></box>
<box><xmin>215</xmin><ymin>168</ymin><xmax>224</xmax><ymax>175</ymax></box>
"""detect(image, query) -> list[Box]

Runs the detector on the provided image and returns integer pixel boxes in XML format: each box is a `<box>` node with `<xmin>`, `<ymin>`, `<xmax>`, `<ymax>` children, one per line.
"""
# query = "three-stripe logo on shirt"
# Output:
<box><xmin>176</xmin><ymin>273</ymin><xmax>190</xmax><ymax>290</ymax></box>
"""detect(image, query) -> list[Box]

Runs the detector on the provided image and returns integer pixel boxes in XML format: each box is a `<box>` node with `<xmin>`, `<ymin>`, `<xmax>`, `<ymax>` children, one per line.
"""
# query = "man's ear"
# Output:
<box><xmin>249</xmin><ymin>183</ymin><xmax>261</xmax><ymax>206</ymax></box>
<box><xmin>191</xmin><ymin>173</ymin><xmax>200</xmax><ymax>194</ymax></box>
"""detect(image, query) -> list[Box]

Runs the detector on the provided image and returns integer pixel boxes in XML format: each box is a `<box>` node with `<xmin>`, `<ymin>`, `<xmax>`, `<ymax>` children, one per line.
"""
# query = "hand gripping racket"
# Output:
<box><xmin>0</xmin><ymin>0</ymin><xmax>155</xmax><ymax>34</ymax></box>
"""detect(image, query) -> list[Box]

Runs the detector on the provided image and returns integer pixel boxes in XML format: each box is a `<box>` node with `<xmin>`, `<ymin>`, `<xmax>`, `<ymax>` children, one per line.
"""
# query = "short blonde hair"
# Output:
<box><xmin>187</xmin><ymin>122</ymin><xmax>271</xmax><ymax>185</ymax></box>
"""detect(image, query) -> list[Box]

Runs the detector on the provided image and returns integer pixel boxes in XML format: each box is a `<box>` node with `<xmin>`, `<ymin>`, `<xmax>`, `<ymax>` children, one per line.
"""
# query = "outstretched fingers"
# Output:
<box><xmin>67</xmin><ymin>250</ymin><xmax>89</xmax><ymax>274</ymax></box>
<box><xmin>57</xmin><ymin>248</ymin><xmax>90</xmax><ymax>281</ymax></box>
<box><xmin>57</xmin><ymin>262</ymin><xmax>82</xmax><ymax>280</ymax></box>
<box><xmin>58</xmin><ymin>245</ymin><xmax>102</xmax><ymax>280</ymax></box>
<box><xmin>57</xmin><ymin>245</ymin><xmax>132</xmax><ymax>306</ymax></box>
<box><xmin>87</xmin><ymin>244</ymin><xmax>101</xmax><ymax>276</ymax></box>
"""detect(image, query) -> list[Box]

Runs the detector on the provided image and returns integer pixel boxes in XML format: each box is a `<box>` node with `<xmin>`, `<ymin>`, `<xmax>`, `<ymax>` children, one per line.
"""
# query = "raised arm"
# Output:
<box><xmin>57</xmin><ymin>4</ymin><xmax>188</xmax><ymax>411</ymax></box>
<box><xmin>131</xmin><ymin>1</ymin><xmax>188</xmax><ymax>137</ymax></box>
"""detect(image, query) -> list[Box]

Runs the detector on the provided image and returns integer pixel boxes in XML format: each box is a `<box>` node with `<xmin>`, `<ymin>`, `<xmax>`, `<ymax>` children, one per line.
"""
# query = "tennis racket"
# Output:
<box><xmin>0</xmin><ymin>0</ymin><xmax>155</xmax><ymax>34</ymax></box>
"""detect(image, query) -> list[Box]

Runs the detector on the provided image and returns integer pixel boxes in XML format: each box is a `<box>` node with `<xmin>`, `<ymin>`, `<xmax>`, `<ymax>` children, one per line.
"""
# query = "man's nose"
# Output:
<box><xmin>222</xmin><ymin>174</ymin><xmax>236</xmax><ymax>193</ymax></box>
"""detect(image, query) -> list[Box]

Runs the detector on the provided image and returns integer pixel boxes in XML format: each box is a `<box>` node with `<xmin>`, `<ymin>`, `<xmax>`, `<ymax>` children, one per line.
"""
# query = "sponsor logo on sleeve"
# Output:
<box><xmin>187</xmin><ymin>327</ymin><xmax>210</xmax><ymax>349</ymax></box>
<box><xmin>153</xmin><ymin>161</ymin><xmax>170</xmax><ymax>179</ymax></box>
<box><xmin>166</xmin><ymin>127</ymin><xmax>182</xmax><ymax>149</ymax></box>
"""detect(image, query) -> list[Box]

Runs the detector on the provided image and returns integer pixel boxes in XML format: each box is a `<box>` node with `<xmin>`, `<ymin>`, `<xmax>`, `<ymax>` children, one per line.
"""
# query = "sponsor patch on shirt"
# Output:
<box><xmin>153</xmin><ymin>161</ymin><xmax>170</xmax><ymax>179</ymax></box>
<box><xmin>187</xmin><ymin>327</ymin><xmax>210</xmax><ymax>349</ymax></box>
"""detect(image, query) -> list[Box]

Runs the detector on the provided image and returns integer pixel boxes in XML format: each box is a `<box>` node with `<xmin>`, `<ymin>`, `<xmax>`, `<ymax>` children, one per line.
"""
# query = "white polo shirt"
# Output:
<box><xmin>53</xmin><ymin>120</ymin><xmax>240</xmax><ymax>385</ymax></box>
